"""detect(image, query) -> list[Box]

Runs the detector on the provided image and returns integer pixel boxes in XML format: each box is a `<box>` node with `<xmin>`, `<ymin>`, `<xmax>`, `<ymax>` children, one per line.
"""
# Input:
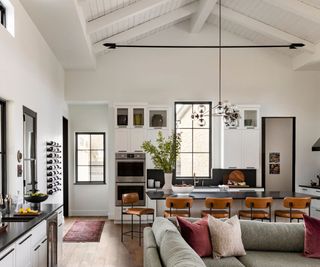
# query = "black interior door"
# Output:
<box><xmin>63</xmin><ymin>117</ymin><xmax>69</xmax><ymax>217</ymax></box>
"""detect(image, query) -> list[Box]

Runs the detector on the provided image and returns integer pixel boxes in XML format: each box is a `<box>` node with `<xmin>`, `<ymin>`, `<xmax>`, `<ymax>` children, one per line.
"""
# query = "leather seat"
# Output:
<box><xmin>164</xmin><ymin>210</ymin><xmax>190</xmax><ymax>218</ymax></box>
<box><xmin>274</xmin><ymin>210</ymin><xmax>305</xmax><ymax>219</ymax></box>
<box><xmin>201</xmin><ymin>197</ymin><xmax>233</xmax><ymax>219</ymax></box>
<box><xmin>201</xmin><ymin>210</ymin><xmax>229</xmax><ymax>218</ymax></box>
<box><xmin>274</xmin><ymin>197</ymin><xmax>311</xmax><ymax>222</ymax></box>
<box><xmin>238</xmin><ymin>197</ymin><xmax>273</xmax><ymax>221</ymax></box>
<box><xmin>164</xmin><ymin>197</ymin><xmax>193</xmax><ymax>218</ymax></box>
<box><xmin>239</xmin><ymin>210</ymin><xmax>270</xmax><ymax>219</ymax></box>
<box><xmin>126</xmin><ymin>208</ymin><xmax>155</xmax><ymax>216</ymax></box>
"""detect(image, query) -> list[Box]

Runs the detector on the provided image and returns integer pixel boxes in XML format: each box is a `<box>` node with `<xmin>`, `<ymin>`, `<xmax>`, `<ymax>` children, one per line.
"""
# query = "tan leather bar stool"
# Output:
<box><xmin>239</xmin><ymin>197</ymin><xmax>273</xmax><ymax>222</ymax></box>
<box><xmin>121</xmin><ymin>193</ymin><xmax>154</xmax><ymax>246</ymax></box>
<box><xmin>201</xmin><ymin>197</ymin><xmax>233</xmax><ymax>218</ymax></box>
<box><xmin>164</xmin><ymin>197</ymin><xmax>193</xmax><ymax>218</ymax></box>
<box><xmin>274</xmin><ymin>197</ymin><xmax>311</xmax><ymax>223</ymax></box>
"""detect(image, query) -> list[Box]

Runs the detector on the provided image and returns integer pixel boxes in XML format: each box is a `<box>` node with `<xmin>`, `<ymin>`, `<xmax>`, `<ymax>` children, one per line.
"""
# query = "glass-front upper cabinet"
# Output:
<box><xmin>241</xmin><ymin>106</ymin><xmax>260</xmax><ymax>129</ymax></box>
<box><xmin>23</xmin><ymin>106</ymin><xmax>37</xmax><ymax>194</ymax></box>
<box><xmin>148</xmin><ymin>108</ymin><xmax>168</xmax><ymax>129</ymax></box>
<box><xmin>115</xmin><ymin>105</ymin><xmax>146</xmax><ymax>128</ymax></box>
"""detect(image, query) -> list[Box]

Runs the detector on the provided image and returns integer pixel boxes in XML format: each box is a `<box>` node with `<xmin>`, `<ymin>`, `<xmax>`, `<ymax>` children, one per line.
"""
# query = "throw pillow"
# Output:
<box><xmin>303</xmin><ymin>214</ymin><xmax>320</xmax><ymax>258</ymax></box>
<box><xmin>176</xmin><ymin>216</ymin><xmax>212</xmax><ymax>257</ymax></box>
<box><xmin>207</xmin><ymin>215</ymin><xmax>246</xmax><ymax>259</ymax></box>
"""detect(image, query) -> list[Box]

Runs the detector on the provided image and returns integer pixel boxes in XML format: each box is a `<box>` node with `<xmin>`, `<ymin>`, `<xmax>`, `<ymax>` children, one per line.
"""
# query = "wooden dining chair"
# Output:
<box><xmin>121</xmin><ymin>193</ymin><xmax>154</xmax><ymax>246</ymax></box>
<box><xmin>274</xmin><ymin>197</ymin><xmax>311</xmax><ymax>222</ymax></box>
<box><xmin>201</xmin><ymin>197</ymin><xmax>233</xmax><ymax>218</ymax></box>
<box><xmin>164</xmin><ymin>197</ymin><xmax>193</xmax><ymax>218</ymax></box>
<box><xmin>239</xmin><ymin>197</ymin><xmax>273</xmax><ymax>222</ymax></box>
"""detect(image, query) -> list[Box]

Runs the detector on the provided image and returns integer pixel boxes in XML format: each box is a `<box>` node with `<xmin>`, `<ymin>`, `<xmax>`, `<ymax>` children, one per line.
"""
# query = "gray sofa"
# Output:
<box><xmin>144</xmin><ymin>217</ymin><xmax>320</xmax><ymax>267</ymax></box>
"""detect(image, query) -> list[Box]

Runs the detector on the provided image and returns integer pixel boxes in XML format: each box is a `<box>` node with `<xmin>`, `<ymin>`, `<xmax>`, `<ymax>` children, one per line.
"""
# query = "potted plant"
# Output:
<box><xmin>141</xmin><ymin>131</ymin><xmax>181</xmax><ymax>190</ymax></box>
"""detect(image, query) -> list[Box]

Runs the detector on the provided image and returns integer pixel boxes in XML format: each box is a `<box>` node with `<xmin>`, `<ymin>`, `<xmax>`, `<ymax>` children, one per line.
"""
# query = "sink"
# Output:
<box><xmin>2</xmin><ymin>216</ymin><xmax>35</xmax><ymax>222</ymax></box>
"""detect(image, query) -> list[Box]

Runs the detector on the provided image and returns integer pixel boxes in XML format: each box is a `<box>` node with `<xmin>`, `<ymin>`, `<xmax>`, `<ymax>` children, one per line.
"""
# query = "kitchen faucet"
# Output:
<box><xmin>193</xmin><ymin>173</ymin><xmax>199</xmax><ymax>187</ymax></box>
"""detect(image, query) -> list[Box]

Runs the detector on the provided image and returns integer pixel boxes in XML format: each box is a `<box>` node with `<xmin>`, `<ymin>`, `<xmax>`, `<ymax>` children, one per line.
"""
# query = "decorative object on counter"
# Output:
<box><xmin>269</xmin><ymin>152</ymin><xmax>280</xmax><ymax>163</ymax></box>
<box><xmin>151</xmin><ymin>114</ymin><xmax>163</xmax><ymax>127</ymax></box>
<box><xmin>226</xmin><ymin>170</ymin><xmax>247</xmax><ymax>187</ymax></box>
<box><xmin>24</xmin><ymin>192</ymin><xmax>48</xmax><ymax>211</ymax></box>
<box><xmin>270</xmin><ymin>164</ymin><xmax>280</xmax><ymax>175</ymax></box>
<box><xmin>148</xmin><ymin>179</ymin><xmax>155</xmax><ymax>188</ymax></box>
<box><xmin>218</xmin><ymin>185</ymin><xmax>229</xmax><ymax>192</ymax></box>
<box><xmin>172</xmin><ymin>184</ymin><xmax>194</xmax><ymax>195</ymax></box>
<box><xmin>15</xmin><ymin>207</ymin><xmax>41</xmax><ymax>216</ymax></box>
<box><xmin>155</xmin><ymin>181</ymin><xmax>161</xmax><ymax>188</ymax></box>
<box><xmin>141</xmin><ymin>131</ymin><xmax>181</xmax><ymax>190</ymax></box>
<box><xmin>46</xmin><ymin>141</ymin><xmax>62</xmax><ymax>195</ymax></box>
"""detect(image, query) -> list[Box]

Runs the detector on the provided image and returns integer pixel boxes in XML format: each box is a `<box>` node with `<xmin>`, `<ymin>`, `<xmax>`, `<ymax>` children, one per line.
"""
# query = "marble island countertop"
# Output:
<box><xmin>0</xmin><ymin>203</ymin><xmax>63</xmax><ymax>253</ymax></box>
<box><xmin>146</xmin><ymin>190</ymin><xmax>320</xmax><ymax>200</ymax></box>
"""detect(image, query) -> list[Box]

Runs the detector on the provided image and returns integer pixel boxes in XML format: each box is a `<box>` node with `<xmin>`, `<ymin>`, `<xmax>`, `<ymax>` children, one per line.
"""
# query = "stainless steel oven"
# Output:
<box><xmin>116</xmin><ymin>152</ymin><xmax>145</xmax><ymax>183</ymax></box>
<box><xmin>116</xmin><ymin>183</ymin><xmax>145</xmax><ymax>206</ymax></box>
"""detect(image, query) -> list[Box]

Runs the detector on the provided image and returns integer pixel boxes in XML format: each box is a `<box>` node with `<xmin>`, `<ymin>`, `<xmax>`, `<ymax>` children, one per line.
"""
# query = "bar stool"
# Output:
<box><xmin>163</xmin><ymin>197</ymin><xmax>193</xmax><ymax>218</ymax></box>
<box><xmin>121</xmin><ymin>193</ymin><xmax>154</xmax><ymax>246</ymax></box>
<box><xmin>239</xmin><ymin>197</ymin><xmax>273</xmax><ymax>222</ymax></box>
<box><xmin>274</xmin><ymin>197</ymin><xmax>311</xmax><ymax>222</ymax></box>
<box><xmin>201</xmin><ymin>197</ymin><xmax>233</xmax><ymax>218</ymax></box>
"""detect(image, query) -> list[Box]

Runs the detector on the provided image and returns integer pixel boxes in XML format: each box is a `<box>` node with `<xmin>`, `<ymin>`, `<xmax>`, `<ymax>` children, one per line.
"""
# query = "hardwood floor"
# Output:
<box><xmin>61</xmin><ymin>217</ymin><xmax>144</xmax><ymax>267</ymax></box>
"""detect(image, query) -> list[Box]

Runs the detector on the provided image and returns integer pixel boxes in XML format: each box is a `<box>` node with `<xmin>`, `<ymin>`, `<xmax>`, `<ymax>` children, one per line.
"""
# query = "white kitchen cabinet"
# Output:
<box><xmin>223</xmin><ymin>129</ymin><xmax>242</xmax><ymax>169</ymax></box>
<box><xmin>130</xmin><ymin>128</ymin><xmax>146</xmax><ymax>153</ymax></box>
<box><xmin>57</xmin><ymin>207</ymin><xmax>64</xmax><ymax>265</ymax></box>
<box><xmin>16</xmin><ymin>232</ymin><xmax>32</xmax><ymax>267</ymax></box>
<box><xmin>115</xmin><ymin>129</ymin><xmax>130</xmax><ymax>152</ymax></box>
<box><xmin>32</xmin><ymin>238</ymin><xmax>47</xmax><ymax>267</ymax></box>
<box><xmin>225</xmin><ymin>105</ymin><xmax>260</xmax><ymax>130</ymax></box>
<box><xmin>0</xmin><ymin>244</ymin><xmax>15</xmax><ymax>267</ymax></box>
<box><xmin>242</xmin><ymin>130</ymin><xmax>260</xmax><ymax>169</ymax></box>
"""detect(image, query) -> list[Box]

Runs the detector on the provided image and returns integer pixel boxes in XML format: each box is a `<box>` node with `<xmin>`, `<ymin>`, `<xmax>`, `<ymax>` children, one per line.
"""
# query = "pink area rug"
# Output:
<box><xmin>63</xmin><ymin>220</ymin><xmax>105</xmax><ymax>242</ymax></box>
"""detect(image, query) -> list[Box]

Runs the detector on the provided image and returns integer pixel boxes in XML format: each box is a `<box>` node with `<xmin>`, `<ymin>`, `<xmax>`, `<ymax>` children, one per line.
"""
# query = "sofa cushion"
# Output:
<box><xmin>208</xmin><ymin>215</ymin><xmax>246</xmax><ymax>259</ymax></box>
<box><xmin>238</xmin><ymin>251</ymin><xmax>320</xmax><ymax>267</ymax></box>
<box><xmin>152</xmin><ymin>217</ymin><xmax>179</xmax><ymax>247</ymax></box>
<box><xmin>144</xmin><ymin>227</ymin><xmax>157</xmax><ymax>249</ymax></box>
<box><xmin>202</xmin><ymin>257</ymin><xmax>245</xmax><ymax>267</ymax></box>
<box><xmin>177</xmin><ymin>216</ymin><xmax>212</xmax><ymax>257</ymax></box>
<box><xmin>303</xmin><ymin>214</ymin><xmax>320</xmax><ymax>258</ymax></box>
<box><xmin>159</xmin><ymin>231</ymin><xmax>206</xmax><ymax>267</ymax></box>
<box><xmin>240</xmin><ymin>220</ymin><xmax>304</xmax><ymax>252</ymax></box>
<box><xmin>144</xmin><ymin>247</ymin><xmax>163</xmax><ymax>267</ymax></box>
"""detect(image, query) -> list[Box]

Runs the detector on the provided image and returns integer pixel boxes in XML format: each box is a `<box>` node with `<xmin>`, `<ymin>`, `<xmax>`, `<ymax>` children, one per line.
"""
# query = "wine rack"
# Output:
<box><xmin>46</xmin><ymin>141</ymin><xmax>62</xmax><ymax>195</ymax></box>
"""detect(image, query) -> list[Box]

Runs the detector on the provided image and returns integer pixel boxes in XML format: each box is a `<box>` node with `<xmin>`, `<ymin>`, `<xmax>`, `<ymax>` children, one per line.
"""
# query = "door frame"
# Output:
<box><xmin>63</xmin><ymin>117</ymin><xmax>69</xmax><ymax>217</ymax></box>
<box><xmin>261</xmin><ymin>117</ymin><xmax>296</xmax><ymax>192</ymax></box>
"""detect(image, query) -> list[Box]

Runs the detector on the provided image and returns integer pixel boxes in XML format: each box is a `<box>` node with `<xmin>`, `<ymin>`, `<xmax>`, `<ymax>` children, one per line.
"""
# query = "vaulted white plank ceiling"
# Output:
<box><xmin>22</xmin><ymin>0</ymin><xmax>320</xmax><ymax>70</ymax></box>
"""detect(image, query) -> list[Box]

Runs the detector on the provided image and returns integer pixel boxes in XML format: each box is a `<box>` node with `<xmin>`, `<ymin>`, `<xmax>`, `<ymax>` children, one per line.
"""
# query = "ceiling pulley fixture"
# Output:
<box><xmin>103</xmin><ymin>1</ymin><xmax>305</xmax><ymax>127</ymax></box>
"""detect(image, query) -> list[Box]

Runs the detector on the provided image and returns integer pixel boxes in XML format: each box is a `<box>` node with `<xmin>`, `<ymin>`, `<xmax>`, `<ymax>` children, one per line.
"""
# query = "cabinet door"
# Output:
<box><xmin>242</xmin><ymin>130</ymin><xmax>260</xmax><ymax>169</ymax></box>
<box><xmin>57</xmin><ymin>223</ymin><xmax>63</xmax><ymax>265</ymax></box>
<box><xmin>0</xmin><ymin>244</ymin><xmax>15</xmax><ymax>267</ymax></box>
<box><xmin>223</xmin><ymin>130</ymin><xmax>242</xmax><ymax>169</ymax></box>
<box><xmin>115</xmin><ymin>129</ymin><xmax>130</xmax><ymax>152</ymax></box>
<box><xmin>130</xmin><ymin>128</ymin><xmax>146</xmax><ymax>153</ymax></box>
<box><xmin>39</xmin><ymin>239</ymin><xmax>47</xmax><ymax>267</ymax></box>
<box><xmin>16</xmin><ymin>232</ymin><xmax>32</xmax><ymax>267</ymax></box>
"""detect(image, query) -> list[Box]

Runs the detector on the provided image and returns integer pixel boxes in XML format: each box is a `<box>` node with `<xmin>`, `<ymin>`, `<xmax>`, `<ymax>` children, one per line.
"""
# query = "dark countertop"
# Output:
<box><xmin>0</xmin><ymin>203</ymin><xmax>63</xmax><ymax>253</ymax></box>
<box><xmin>146</xmin><ymin>190</ymin><xmax>320</xmax><ymax>200</ymax></box>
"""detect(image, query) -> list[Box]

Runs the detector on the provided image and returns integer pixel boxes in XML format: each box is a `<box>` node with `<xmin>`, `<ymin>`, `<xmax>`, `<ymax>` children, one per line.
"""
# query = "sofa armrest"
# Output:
<box><xmin>144</xmin><ymin>227</ymin><xmax>163</xmax><ymax>267</ymax></box>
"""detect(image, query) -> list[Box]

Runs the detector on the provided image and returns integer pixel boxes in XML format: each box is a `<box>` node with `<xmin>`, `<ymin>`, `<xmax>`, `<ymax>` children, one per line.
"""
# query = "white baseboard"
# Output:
<box><xmin>69</xmin><ymin>210</ymin><xmax>109</xmax><ymax>216</ymax></box>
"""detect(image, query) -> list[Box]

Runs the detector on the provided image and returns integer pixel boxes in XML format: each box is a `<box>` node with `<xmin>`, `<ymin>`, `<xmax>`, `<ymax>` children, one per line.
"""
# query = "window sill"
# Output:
<box><xmin>74</xmin><ymin>181</ymin><xmax>106</xmax><ymax>185</ymax></box>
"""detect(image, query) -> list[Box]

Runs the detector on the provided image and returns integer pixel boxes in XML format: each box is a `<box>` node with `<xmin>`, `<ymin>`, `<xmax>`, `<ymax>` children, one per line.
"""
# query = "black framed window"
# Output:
<box><xmin>0</xmin><ymin>1</ymin><xmax>6</xmax><ymax>28</ymax></box>
<box><xmin>75</xmin><ymin>133</ymin><xmax>106</xmax><ymax>184</ymax></box>
<box><xmin>175</xmin><ymin>102</ymin><xmax>212</xmax><ymax>179</ymax></box>
<box><xmin>0</xmin><ymin>99</ymin><xmax>6</xmax><ymax>196</ymax></box>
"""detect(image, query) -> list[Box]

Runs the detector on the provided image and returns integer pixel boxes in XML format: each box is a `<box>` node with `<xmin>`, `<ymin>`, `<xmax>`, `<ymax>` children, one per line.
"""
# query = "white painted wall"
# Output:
<box><xmin>265</xmin><ymin>118</ymin><xmax>293</xmax><ymax>191</ymax></box>
<box><xmin>65</xmin><ymin>22</ymin><xmax>320</xmax><ymax>218</ymax></box>
<box><xmin>68</xmin><ymin>104</ymin><xmax>109</xmax><ymax>216</ymax></box>
<box><xmin>0</xmin><ymin>0</ymin><xmax>66</xmax><ymax>203</ymax></box>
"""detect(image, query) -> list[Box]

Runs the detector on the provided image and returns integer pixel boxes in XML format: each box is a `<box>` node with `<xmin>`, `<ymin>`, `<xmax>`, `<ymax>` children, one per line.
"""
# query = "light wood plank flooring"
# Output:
<box><xmin>61</xmin><ymin>217</ymin><xmax>144</xmax><ymax>267</ymax></box>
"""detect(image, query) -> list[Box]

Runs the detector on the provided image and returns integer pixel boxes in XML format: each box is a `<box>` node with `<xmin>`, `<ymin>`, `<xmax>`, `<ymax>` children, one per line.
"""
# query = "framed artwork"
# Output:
<box><xmin>269</xmin><ymin>164</ymin><xmax>280</xmax><ymax>175</ymax></box>
<box><xmin>269</xmin><ymin>152</ymin><xmax>280</xmax><ymax>163</ymax></box>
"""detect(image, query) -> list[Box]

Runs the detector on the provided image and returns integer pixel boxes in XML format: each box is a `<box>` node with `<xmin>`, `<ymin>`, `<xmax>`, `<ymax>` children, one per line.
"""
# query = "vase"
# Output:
<box><xmin>162</xmin><ymin>173</ymin><xmax>173</xmax><ymax>190</ymax></box>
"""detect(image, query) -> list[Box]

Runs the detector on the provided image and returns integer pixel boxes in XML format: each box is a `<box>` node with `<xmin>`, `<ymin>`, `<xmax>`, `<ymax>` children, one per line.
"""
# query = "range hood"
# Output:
<box><xmin>312</xmin><ymin>138</ymin><xmax>320</xmax><ymax>151</ymax></box>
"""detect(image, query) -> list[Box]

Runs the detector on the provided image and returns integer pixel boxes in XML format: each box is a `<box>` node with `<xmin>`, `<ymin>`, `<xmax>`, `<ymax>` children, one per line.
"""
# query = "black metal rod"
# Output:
<box><xmin>219</xmin><ymin>0</ymin><xmax>222</xmax><ymax>103</ymax></box>
<box><xmin>103</xmin><ymin>43</ymin><xmax>305</xmax><ymax>49</ymax></box>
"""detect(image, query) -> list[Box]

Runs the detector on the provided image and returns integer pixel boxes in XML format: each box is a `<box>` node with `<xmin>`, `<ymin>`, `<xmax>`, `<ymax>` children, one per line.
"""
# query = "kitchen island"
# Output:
<box><xmin>146</xmin><ymin>190</ymin><xmax>320</xmax><ymax>220</ymax></box>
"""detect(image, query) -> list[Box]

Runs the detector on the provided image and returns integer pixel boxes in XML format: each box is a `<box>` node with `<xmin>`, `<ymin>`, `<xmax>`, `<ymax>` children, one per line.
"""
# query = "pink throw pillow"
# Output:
<box><xmin>176</xmin><ymin>217</ymin><xmax>212</xmax><ymax>257</ymax></box>
<box><xmin>304</xmin><ymin>214</ymin><xmax>320</xmax><ymax>258</ymax></box>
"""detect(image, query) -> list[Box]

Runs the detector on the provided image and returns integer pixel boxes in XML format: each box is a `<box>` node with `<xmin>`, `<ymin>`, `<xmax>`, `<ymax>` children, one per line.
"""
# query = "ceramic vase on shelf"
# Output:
<box><xmin>162</xmin><ymin>173</ymin><xmax>173</xmax><ymax>190</ymax></box>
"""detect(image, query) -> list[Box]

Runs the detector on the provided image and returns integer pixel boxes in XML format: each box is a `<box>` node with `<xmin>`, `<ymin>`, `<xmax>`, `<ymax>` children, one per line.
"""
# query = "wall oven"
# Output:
<box><xmin>116</xmin><ymin>152</ymin><xmax>145</xmax><ymax>183</ymax></box>
<box><xmin>116</xmin><ymin>183</ymin><xmax>145</xmax><ymax>206</ymax></box>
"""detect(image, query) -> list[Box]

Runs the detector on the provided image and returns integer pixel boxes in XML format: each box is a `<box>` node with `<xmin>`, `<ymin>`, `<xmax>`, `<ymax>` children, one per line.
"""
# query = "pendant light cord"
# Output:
<box><xmin>219</xmin><ymin>0</ymin><xmax>222</xmax><ymax>105</ymax></box>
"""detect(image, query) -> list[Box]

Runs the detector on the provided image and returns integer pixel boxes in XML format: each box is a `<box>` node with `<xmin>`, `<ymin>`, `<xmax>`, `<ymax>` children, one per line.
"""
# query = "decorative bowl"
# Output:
<box><xmin>172</xmin><ymin>185</ymin><xmax>194</xmax><ymax>195</ymax></box>
<box><xmin>24</xmin><ymin>194</ymin><xmax>48</xmax><ymax>203</ymax></box>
